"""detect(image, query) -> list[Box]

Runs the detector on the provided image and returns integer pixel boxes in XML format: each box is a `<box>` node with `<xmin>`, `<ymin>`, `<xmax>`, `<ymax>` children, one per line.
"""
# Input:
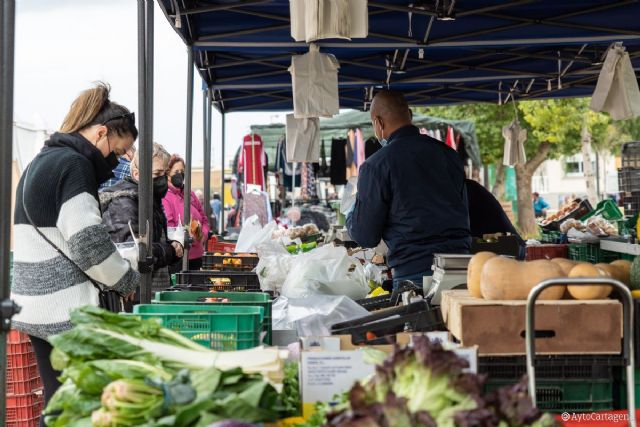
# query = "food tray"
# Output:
<box><xmin>152</xmin><ymin>291</ymin><xmax>272</xmax><ymax>345</ymax></box>
<box><xmin>331</xmin><ymin>300</ymin><xmax>445</xmax><ymax>345</ymax></box>
<box><xmin>133</xmin><ymin>304</ymin><xmax>264</xmax><ymax>351</ymax></box>
<box><xmin>201</xmin><ymin>252</ymin><xmax>259</xmax><ymax>272</ymax></box>
<box><xmin>174</xmin><ymin>271</ymin><xmax>261</xmax><ymax>292</ymax></box>
<box><xmin>540</xmin><ymin>199</ymin><xmax>593</xmax><ymax>231</ymax></box>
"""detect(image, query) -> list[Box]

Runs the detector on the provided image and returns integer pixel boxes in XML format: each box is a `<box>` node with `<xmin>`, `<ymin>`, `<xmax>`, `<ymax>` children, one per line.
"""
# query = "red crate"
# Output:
<box><xmin>7</xmin><ymin>329</ymin><xmax>30</xmax><ymax>344</ymax></box>
<box><xmin>7</xmin><ymin>376</ymin><xmax>42</xmax><ymax>395</ymax></box>
<box><xmin>6</xmin><ymin>363</ymin><xmax>39</xmax><ymax>383</ymax></box>
<box><xmin>525</xmin><ymin>244</ymin><xmax>569</xmax><ymax>261</ymax></box>
<box><xmin>7</xmin><ymin>416</ymin><xmax>41</xmax><ymax>427</ymax></box>
<box><xmin>208</xmin><ymin>237</ymin><xmax>236</xmax><ymax>253</ymax></box>
<box><xmin>6</xmin><ymin>391</ymin><xmax>44</xmax><ymax>426</ymax></box>
<box><xmin>6</xmin><ymin>349</ymin><xmax>37</xmax><ymax>370</ymax></box>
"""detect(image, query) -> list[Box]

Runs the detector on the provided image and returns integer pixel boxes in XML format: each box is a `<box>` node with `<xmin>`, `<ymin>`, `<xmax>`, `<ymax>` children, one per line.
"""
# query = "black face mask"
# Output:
<box><xmin>153</xmin><ymin>175</ymin><xmax>169</xmax><ymax>199</ymax></box>
<box><xmin>106</xmin><ymin>152</ymin><xmax>119</xmax><ymax>170</ymax></box>
<box><xmin>171</xmin><ymin>172</ymin><xmax>185</xmax><ymax>189</ymax></box>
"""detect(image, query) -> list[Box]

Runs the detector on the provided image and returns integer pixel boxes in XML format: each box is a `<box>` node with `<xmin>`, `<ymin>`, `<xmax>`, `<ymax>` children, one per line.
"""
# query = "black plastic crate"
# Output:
<box><xmin>540</xmin><ymin>199</ymin><xmax>593</xmax><ymax>231</ymax></box>
<box><xmin>201</xmin><ymin>253</ymin><xmax>259</xmax><ymax>272</ymax></box>
<box><xmin>619</xmin><ymin>168</ymin><xmax>640</xmax><ymax>194</ymax></box>
<box><xmin>331</xmin><ymin>300</ymin><xmax>445</xmax><ymax>345</ymax></box>
<box><xmin>623</xmin><ymin>191</ymin><xmax>640</xmax><ymax>217</ymax></box>
<box><xmin>356</xmin><ymin>281</ymin><xmax>421</xmax><ymax>311</ymax></box>
<box><xmin>174</xmin><ymin>271</ymin><xmax>261</xmax><ymax>292</ymax></box>
<box><xmin>622</xmin><ymin>142</ymin><xmax>640</xmax><ymax>168</ymax></box>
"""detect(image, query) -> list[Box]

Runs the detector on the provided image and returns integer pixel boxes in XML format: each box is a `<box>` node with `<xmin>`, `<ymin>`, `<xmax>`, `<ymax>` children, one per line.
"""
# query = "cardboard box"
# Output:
<box><xmin>299</xmin><ymin>333</ymin><xmax>477</xmax><ymax>418</ymax></box>
<box><xmin>441</xmin><ymin>290</ymin><xmax>622</xmax><ymax>356</ymax></box>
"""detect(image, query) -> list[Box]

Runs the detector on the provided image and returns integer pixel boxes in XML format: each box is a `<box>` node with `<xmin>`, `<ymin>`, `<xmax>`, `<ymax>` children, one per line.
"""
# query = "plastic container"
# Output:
<box><xmin>580</xmin><ymin>199</ymin><xmax>623</xmax><ymax>222</ymax></box>
<box><xmin>568</xmin><ymin>243</ymin><xmax>621</xmax><ymax>263</ymax></box>
<box><xmin>6</xmin><ymin>330</ymin><xmax>41</xmax><ymax>393</ymax></box>
<box><xmin>201</xmin><ymin>253</ymin><xmax>259</xmax><ymax>272</ymax></box>
<box><xmin>623</xmin><ymin>192</ymin><xmax>640</xmax><ymax>218</ymax></box>
<box><xmin>174</xmin><ymin>271</ymin><xmax>261</xmax><ymax>292</ymax></box>
<box><xmin>133</xmin><ymin>304</ymin><xmax>264</xmax><ymax>351</ymax></box>
<box><xmin>331</xmin><ymin>300</ymin><xmax>445</xmax><ymax>345</ymax></box>
<box><xmin>525</xmin><ymin>244</ymin><xmax>568</xmax><ymax>261</ymax></box>
<box><xmin>621</xmin><ymin>142</ymin><xmax>640</xmax><ymax>168</ymax></box>
<box><xmin>479</xmin><ymin>355</ymin><xmax>618</xmax><ymax>413</ymax></box>
<box><xmin>540</xmin><ymin>231</ymin><xmax>563</xmax><ymax>244</ymax></box>
<box><xmin>618</xmin><ymin>168</ymin><xmax>640</xmax><ymax>194</ymax></box>
<box><xmin>207</xmin><ymin>236</ymin><xmax>236</xmax><ymax>253</ymax></box>
<box><xmin>152</xmin><ymin>291</ymin><xmax>272</xmax><ymax>345</ymax></box>
<box><xmin>6</xmin><ymin>390</ymin><xmax>44</xmax><ymax>427</ymax></box>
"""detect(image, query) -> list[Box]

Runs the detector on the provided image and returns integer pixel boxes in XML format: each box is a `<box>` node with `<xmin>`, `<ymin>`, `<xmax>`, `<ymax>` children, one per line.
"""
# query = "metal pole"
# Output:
<box><xmin>203</xmin><ymin>85</ymin><xmax>212</xmax><ymax>226</ymax></box>
<box><xmin>137</xmin><ymin>0</ymin><xmax>153</xmax><ymax>303</ymax></box>
<box><xmin>220</xmin><ymin>113</ymin><xmax>226</xmax><ymax>234</ymax></box>
<box><xmin>183</xmin><ymin>49</ymin><xmax>194</xmax><ymax>271</ymax></box>
<box><xmin>0</xmin><ymin>2</ymin><xmax>19</xmax><ymax>423</ymax></box>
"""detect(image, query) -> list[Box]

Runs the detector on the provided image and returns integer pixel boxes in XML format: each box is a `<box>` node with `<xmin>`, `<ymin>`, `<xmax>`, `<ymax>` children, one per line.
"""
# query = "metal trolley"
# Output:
<box><xmin>526</xmin><ymin>278</ymin><xmax>636</xmax><ymax>426</ymax></box>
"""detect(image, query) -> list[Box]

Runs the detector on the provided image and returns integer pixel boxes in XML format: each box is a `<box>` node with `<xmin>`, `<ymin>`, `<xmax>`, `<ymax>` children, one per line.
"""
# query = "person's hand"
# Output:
<box><xmin>189</xmin><ymin>220</ymin><xmax>204</xmax><ymax>242</ymax></box>
<box><xmin>172</xmin><ymin>241</ymin><xmax>184</xmax><ymax>258</ymax></box>
<box><xmin>124</xmin><ymin>291</ymin><xmax>136</xmax><ymax>302</ymax></box>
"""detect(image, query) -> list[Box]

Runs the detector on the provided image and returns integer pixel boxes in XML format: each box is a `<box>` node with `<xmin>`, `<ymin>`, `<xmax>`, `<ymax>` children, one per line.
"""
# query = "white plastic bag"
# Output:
<box><xmin>236</xmin><ymin>216</ymin><xmax>278</xmax><ymax>253</ymax></box>
<box><xmin>290</xmin><ymin>0</ymin><xmax>368</xmax><ymax>43</ymax></box>
<box><xmin>116</xmin><ymin>242</ymin><xmax>139</xmax><ymax>271</ymax></box>
<box><xmin>289</xmin><ymin>45</ymin><xmax>340</xmax><ymax>119</ymax></box>
<box><xmin>256</xmin><ymin>241</ymin><xmax>293</xmax><ymax>293</ymax></box>
<box><xmin>285</xmin><ymin>115</ymin><xmax>321</xmax><ymax>162</ymax></box>
<box><xmin>281</xmin><ymin>244</ymin><xmax>369</xmax><ymax>300</ymax></box>
<box><xmin>167</xmin><ymin>215</ymin><xmax>185</xmax><ymax>246</ymax></box>
<box><xmin>340</xmin><ymin>176</ymin><xmax>358</xmax><ymax>214</ymax></box>
<box><xmin>272</xmin><ymin>295</ymin><xmax>369</xmax><ymax>337</ymax></box>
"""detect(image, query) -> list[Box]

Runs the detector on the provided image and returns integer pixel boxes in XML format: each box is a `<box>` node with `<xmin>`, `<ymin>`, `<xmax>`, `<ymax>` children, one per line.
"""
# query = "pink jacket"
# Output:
<box><xmin>162</xmin><ymin>186</ymin><xmax>210</xmax><ymax>260</ymax></box>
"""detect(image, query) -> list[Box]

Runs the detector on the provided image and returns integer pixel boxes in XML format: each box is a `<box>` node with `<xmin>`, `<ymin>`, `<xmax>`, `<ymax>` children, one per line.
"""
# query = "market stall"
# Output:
<box><xmin>3</xmin><ymin>1</ymin><xmax>640</xmax><ymax>426</ymax></box>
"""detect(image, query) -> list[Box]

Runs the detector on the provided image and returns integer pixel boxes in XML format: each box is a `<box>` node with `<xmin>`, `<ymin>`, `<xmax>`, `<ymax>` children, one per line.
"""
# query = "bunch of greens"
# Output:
<box><xmin>43</xmin><ymin>306</ymin><xmax>293</xmax><ymax>427</ymax></box>
<box><xmin>316</xmin><ymin>336</ymin><xmax>560</xmax><ymax>427</ymax></box>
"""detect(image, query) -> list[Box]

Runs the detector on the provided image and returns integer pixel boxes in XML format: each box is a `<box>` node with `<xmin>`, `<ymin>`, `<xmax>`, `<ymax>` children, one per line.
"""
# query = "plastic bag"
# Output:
<box><xmin>340</xmin><ymin>176</ymin><xmax>358</xmax><ymax>214</ymax></box>
<box><xmin>256</xmin><ymin>241</ymin><xmax>293</xmax><ymax>293</ymax></box>
<box><xmin>167</xmin><ymin>215</ymin><xmax>185</xmax><ymax>246</ymax></box>
<box><xmin>236</xmin><ymin>215</ymin><xmax>278</xmax><ymax>253</ymax></box>
<box><xmin>281</xmin><ymin>244</ymin><xmax>369</xmax><ymax>300</ymax></box>
<box><xmin>116</xmin><ymin>242</ymin><xmax>139</xmax><ymax>272</ymax></box>
<box><xmin>272</xmin><ymin>295</ymin><xmax>370</xmax><ymax>337</ymax></box>
<box><xmin>364</xmin><ymin>263</ymin><xmax>383</xmax><ymax>287</ymax></box>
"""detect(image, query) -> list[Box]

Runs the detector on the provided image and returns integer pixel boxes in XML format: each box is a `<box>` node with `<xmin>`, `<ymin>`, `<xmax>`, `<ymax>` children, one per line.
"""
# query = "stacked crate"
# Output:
<box><xmin>6</xmin><ymin>330</ymin><xmax>43</xmax><ymax>427</ymax></box>
<box><xmin>618</xmin><ymin>142</ymin><xmax>640</xmax><ymax>217</ymax></box>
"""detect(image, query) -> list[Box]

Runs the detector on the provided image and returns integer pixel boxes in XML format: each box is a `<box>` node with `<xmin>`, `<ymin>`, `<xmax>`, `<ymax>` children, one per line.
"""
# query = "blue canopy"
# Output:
<box><xmin>158</xmin><ymin>0</ymin><xmax>640</xmax><ymax>112</ymax></box>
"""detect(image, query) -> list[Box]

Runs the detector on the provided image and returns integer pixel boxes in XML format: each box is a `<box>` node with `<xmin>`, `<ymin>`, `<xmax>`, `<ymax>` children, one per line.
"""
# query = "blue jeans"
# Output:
<box><xmin>393</xmin><ymin>271</ymin><xmax>433</xmax><ymax>290</ymax></box>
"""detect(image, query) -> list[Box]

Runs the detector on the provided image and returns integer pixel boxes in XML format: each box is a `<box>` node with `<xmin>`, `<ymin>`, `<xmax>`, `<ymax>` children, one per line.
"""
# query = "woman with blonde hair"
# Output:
<box><xmin>11</xmin><ymin>82</ymin><xmax>140</xmax><ymax>415</ymax></box>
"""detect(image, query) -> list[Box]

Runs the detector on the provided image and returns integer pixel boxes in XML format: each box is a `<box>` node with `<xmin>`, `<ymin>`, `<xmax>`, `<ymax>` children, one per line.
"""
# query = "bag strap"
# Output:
<box><xmin>21</xmin><ymin>164</ymin><xmax>122</xmax><ymax>297</ymax></box>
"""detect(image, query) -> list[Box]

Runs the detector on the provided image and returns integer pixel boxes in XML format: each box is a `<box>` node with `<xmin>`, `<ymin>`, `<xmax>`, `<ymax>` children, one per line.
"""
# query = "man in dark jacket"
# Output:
<box><xmin>100</xmin><ymin>143</ymin><xmax>183</xmax><ymax>293</ymax></box>
<box><xmin>347</xmin><ymin>90</ymin><xmax>471</xmax><ymax>286</ymax></box>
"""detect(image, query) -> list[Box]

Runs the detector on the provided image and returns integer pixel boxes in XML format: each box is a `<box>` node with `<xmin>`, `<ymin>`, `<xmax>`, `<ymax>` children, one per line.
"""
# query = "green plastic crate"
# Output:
<box><xmin>540</xmin><ymin>231</ymin><xmax>562</xmax><ymax>243</ymax></box>
<box><xmin>581</xmin><ymin>199</ymin><xmax>623</xmax><ymax>222</ymax></box>
<box><xmin>133</xmin><ymin>304</ymin><xmax>264</xmax><ymax>351</ymax></box>
<box><xmin>569</xmin><ymin>243</ymin><xmax>621</xmax><ymax>263</ymax></box>
<box><xmin>485</xmin><ymin>380</ymin><xmax>614</xmax><ymax>413</ymax></box>
<box><xmin>568</xmin><ymin>243</ymin><xmax>588</xmax><ymax>262</ymax></box>
<box><xmin>152</xmin><ymin>291</ymin><xmax>272</xmax><ymax>345</ymax></box>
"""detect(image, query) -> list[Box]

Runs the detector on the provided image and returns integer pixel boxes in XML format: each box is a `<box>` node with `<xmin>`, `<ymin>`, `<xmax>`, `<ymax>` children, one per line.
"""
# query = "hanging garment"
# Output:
<box><xmin>445</xmin><ymin>127</ymin><xmax>457</xmax><ymax>150</ymax></box>
<box><xmin>243</xmin><ymin>191</ymin><xmax>270</xmax><ymax>226</ymax></box>
<box><xmin>330</xmin><ymin>138</ymin><xmax>348</xmax><ymax>185</ymax></box>
<box><xmin>365</xmin><ymin>137</ymin><xmax>381</xmax><ymax>159</ymax></box>
<box><xmin>355</xmin><ymin>129</ymin><xmax>366</xmax><ymax>171</ymax></box>
<box><xmin>290</xmin><ymin>0</ymin><xmax>368</xmax><ymax>43</ymax></box>
<box><xmin>345</xmin><ymin>130</ymin><xmax>355</xmax><ymax>167</ymax></box>
<box><xmin>289</xmin><ymin>45</ymin><xmax>340</xmax><ymax>118</ymax></box>
<box><xmin>285</xmin><ymin>114</ymin><xmax>321</xmax><ymax>162</ymax></box>
<box><xmin>240</xmin><ymin>133</ymin><xmax>267</xmax><ymax>191</ymax></box>
<box><xmin>304</xmin><ymin>162</ymin><xmax>318</xmax><ymax>199</ymax></box>
<box><xmin>275</xmin><ymin>138</ymin><xmax>301</xmax><ymax>191</ymax></box>
<box><xmin>346</xmin><ymin>129</ymin><xmax>357</xmax><ymax>178</ymax></box>
<box><xmin>590</xmin><ymin>44</ymin><xmax>640</xmax><ymax>120</ymax></box>
<box><xmin>502</xmin><ymin>120</ymin><xmax>527</xmax><ymax>166</ymax></box>
<box><xmin>318</xmin><ymin>140</ymin><xmax>329</xmax><ymax>177</ymax></box>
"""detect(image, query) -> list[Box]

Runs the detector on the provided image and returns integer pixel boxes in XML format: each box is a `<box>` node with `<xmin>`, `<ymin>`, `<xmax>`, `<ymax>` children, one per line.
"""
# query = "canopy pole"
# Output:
<box><xmin>220</xmin><ymin>113</ymin><xmax>226</xmax><ymax>234</ymax></box>
<box><xmin>202</xmin><ymin>85</ymin><xmax>212</xmax><ymax>227</ymax></box>
<box><xmin>183</xmin><ymin>48</ymin><xmax>194</xmax><ymax>271</ymax></box>
<box><xmin>207</xmin><ymin>89</ymin><xmax>213</xmax><ymax>230</ymax></box>
<box><xmin>0</xmin><ymin>1</ymin><xmax>19</xmax><ymax>424</ymax></box>
<box><xmin>137</xmin><ymin>0</ymin><xmax>154</xmax><ymax>304</ymax></box>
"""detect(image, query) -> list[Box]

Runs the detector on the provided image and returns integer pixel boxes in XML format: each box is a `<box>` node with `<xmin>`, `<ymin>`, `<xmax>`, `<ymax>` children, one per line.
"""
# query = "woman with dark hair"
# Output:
<box><xmin>162</xmin><ymin>154</ymin><xmax>210</xmax><ymax>270</ymax></box>
<box><xmin>11</xmin><ymin>82</ymin><xmax>140</xmax><ymax>417</ymax></box>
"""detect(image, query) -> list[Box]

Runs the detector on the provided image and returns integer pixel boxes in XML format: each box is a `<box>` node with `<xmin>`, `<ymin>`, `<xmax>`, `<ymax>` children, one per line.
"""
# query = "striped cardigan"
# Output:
<box><xmin>11</xmin><ymin>132</ymin><xmax>139</xmax><ymax>339</ymax></box>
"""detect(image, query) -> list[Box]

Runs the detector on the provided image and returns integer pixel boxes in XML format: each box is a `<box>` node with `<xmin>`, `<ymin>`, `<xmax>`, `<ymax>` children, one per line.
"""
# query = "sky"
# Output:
<box><xmin>13</xmin><ymin>0</ymin><xmax>289</xmax><ymax>168</ymax></box>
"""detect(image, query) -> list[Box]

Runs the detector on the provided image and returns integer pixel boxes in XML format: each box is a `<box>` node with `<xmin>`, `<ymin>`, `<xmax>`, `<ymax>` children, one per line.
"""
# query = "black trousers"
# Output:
<box><xmin>29</xmin><ymin>335</ymin><xmax>62</xmax><ymax>427</ymax></box>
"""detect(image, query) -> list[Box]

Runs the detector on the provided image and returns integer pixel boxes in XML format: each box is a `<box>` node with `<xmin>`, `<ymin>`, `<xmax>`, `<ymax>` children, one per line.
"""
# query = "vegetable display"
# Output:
<box><xmin>44</xmin><ymin>306</ymin><xmax>296</xmax><ymax>427</ymax></box>
<box><xmin>310</xmin><ymin>336</ymin><xmax>558</xmax><ymax>427</ymax></box>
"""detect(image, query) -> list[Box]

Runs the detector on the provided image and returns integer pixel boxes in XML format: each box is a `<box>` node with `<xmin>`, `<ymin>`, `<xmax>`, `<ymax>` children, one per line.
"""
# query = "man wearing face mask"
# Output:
<box><xmin>346</xmin><ymin>90</ymin><xmax>471</xmax><ymax>287</ymax></box>
<box><xmin>100</xmin><ymin>143</ymin><xmax>184</xmax><ymax>296</ymax></box>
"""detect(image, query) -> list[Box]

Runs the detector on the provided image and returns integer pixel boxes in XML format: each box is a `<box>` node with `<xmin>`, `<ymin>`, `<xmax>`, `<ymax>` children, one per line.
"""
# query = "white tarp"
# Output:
<box><xmin>290</xmin><ymin>0</ymin><xmax>368</xmax><ymax>43</ymax></box>
<box><xmin>289</xmin><ymin>45</ymin><xmax>340</xmax><ymax>119</ymax></box>
<box><xmin>590</xmin><ymin>44</ymin><xmax>640</xmax><ymax>120</ymax></box>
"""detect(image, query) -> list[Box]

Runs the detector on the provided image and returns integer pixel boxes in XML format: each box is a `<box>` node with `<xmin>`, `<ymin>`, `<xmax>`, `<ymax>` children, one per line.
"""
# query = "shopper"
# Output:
<box><xmin>347</xmin><ymin>90</ymin><xmax>471</xmax><ymax>287</ymax></box>
<box><xmin>163</xmin><ymin>154</ymin><xmax>209</xmax><ymax>270</ymax></box>
<box><xmin>533</xmin><ymin>192</ymin><xmax>550</xmax><ymax>218</ymax></box>
<box><xmin>99</xmin><ymin>144</ymin><xmax>136</xmax><ymax>189</ymax></box>
<box><xmin>100</xmin><ymin>143</ymin><xmax>184</xmax><ymax>293</ymax></box>
<box><xmin>11</xmin><ymin>82</ymin><xmax>140</xmax><ymax>418</ymax></box>
<box><xmin>211</xmin><ymin>193</ymin><xmax>222</xmax><ymax>230</ymax></box>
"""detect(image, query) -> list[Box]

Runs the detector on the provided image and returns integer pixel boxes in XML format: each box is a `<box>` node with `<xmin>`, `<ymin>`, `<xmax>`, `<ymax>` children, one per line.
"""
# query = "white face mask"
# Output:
<box><xmin>374</xmin><ymin>119</ymin><xmax>388</xmax><ymax>147</ymax></box>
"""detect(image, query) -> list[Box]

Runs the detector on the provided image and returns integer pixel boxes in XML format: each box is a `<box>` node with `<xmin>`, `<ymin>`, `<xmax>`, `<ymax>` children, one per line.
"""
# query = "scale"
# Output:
<box><xmin>425</xmin><ymin>253</ymin><xmax>472</xmax><ymax>305</ymax></box>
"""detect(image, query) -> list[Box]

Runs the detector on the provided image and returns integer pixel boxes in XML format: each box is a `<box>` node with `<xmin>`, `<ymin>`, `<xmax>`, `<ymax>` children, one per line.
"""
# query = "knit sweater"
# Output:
<box><xmin>11</xmin><ymin>132</ymin><xmax>140</xmax><ymax>339</ymax></box>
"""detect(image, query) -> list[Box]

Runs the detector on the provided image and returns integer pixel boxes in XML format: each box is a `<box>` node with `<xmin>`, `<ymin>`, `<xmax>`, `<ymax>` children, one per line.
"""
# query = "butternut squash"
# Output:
<box><xmin>480</xmin><ymin>257</ymin><xmax>565</xmax><ymax>300</ymax></box>
<box><xmin>550</xmin><ymin>258</ymin><xmax>579</xmax><ymax>275</ymax></box>
<box><xmin>610</xmin><ymin>259</ymin><xmax>632</xmax><ymax>286</ymax></box>
<box><xmin>595</xmin><ymin>263</ymin><xmax>625</xmax><ymax>285</ymax></box>
<box><xmin>467</xmin><ymin>252</ymin><xmax>498</xmax><ymax>298</ymax></box>
<box><xmin>567</xmin><ymin>263</ymin><xmax>612</xmax><ymax>300</ymax></box>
